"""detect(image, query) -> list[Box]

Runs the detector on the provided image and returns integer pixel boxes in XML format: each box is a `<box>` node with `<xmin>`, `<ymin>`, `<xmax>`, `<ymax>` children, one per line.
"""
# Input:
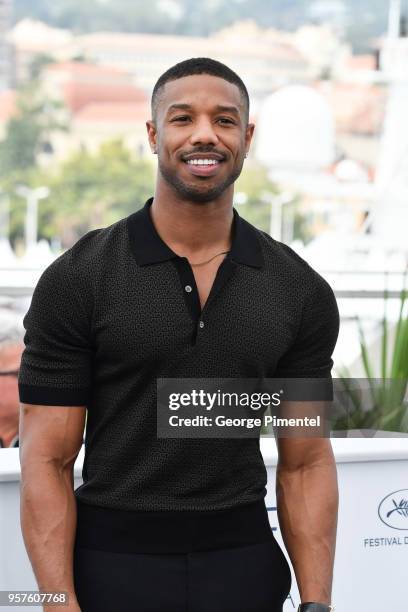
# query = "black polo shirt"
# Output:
<box><xmin>18</xmin><ymin>197</ymin><xmax>339</xmax><ymax>551</ymax></box>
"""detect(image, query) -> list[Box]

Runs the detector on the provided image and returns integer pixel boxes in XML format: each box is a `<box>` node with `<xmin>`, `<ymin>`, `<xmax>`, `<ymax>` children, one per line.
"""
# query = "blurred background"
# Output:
<box><xmin>1</xmin><ymin>0</ymin><xmax>408</xmax><ymax>445</ymax></box>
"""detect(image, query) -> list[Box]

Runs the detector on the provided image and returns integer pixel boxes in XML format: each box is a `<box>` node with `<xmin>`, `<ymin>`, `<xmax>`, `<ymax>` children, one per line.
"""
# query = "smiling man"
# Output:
<box><xmin>18</xmin><ymin>58</ymin><xmax>339</xmax><ymax>612</ymax></box>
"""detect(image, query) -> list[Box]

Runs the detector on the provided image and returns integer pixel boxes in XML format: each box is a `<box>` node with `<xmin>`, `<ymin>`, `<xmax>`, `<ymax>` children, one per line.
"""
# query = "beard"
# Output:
<box><xmin>158</xmin><ymin>157</ymin><xmax>244</xmax><ymax>203</ymax></box>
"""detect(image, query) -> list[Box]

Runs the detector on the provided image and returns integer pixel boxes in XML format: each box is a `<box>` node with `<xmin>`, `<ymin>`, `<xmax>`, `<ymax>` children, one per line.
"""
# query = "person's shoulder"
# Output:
<box><xmin>256</xmin><ymin>228</ymin><xmax>317</xmax><ymax>276</ymax></box>
<box><xmin>256</xmin><ymin>229</ymin><xmax>335</xmax><ymax>298</ymax></box>
<box><xmin>34</xmin><ymin>217</ymin><xmax>127</xmax><ymax>292</ymax></box>
<box><xmin>67</xmin><ymin>216</ymin><xmax>127</xmax><ymax>268</ymax></box>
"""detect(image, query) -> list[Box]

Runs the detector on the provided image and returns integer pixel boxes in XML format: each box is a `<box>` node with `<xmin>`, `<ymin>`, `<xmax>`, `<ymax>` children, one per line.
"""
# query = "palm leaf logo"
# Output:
<box><xmin>386</xmin><ymin>498</ymin><xmax>408</xmax><ymax>518</ymax></box>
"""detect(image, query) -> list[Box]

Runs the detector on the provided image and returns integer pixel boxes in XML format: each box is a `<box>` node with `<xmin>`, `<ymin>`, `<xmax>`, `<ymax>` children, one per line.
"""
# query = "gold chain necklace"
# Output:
<box><xmin>190</xmin><ymin>251</ymin><xmax>230</xmax><ymax>267</ymax></box>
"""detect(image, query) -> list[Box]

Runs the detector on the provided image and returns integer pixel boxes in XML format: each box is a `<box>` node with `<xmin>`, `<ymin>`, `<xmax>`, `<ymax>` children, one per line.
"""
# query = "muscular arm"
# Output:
<box><xmin>275</xmin><ymin>401</ymin><xmax>338</xmax><ymax>606</ymax></box>
<box><xmin>19</xmin><ymin>403</ymin><xmax>86</xmax><ymax>611</ymax></box>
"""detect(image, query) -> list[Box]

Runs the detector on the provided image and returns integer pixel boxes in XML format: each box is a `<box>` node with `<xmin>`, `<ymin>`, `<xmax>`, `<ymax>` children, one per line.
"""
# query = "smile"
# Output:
<box><xmin>182</xmin><ymin>157</ymin><xmax>224</xmax><ymax>177</ymax></box>
<box><xmin>186</xmin><ymin>159</ymin><xmax>220</xmax><ymax>166</ymax></box>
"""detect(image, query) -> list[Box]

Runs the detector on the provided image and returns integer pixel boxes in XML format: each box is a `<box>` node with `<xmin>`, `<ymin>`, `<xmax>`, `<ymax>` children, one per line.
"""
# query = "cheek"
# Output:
<box><xmin>160</xmin><ymin>131</ymin><xmax>185</xmax><ymax>153</ymax></box>
<box><xmin>227</xmin><ymin>137</ymin><xmax>245</xmax><ymax>158</ymax></box>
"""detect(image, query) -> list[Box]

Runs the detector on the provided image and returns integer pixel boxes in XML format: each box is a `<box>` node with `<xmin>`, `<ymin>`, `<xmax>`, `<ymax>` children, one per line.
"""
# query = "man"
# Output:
<box><xmin>0</xmin><ymin>314</ymin><xmax>24</xmax><ymax>448</ymax></box>
<box><xmin>18</xmin><ymin>58</ymin><xmax>339</xmax><ymax>612</ymax></box>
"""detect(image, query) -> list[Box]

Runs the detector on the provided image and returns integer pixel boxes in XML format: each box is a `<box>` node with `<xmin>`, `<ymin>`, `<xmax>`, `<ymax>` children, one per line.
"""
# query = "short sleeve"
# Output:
<box><xmin>18</xmin><ymin>252</ymin><xmax>93</xmax><ymax>406</ymax></box>
<box><xmin>274</xmin><ymin>274</ymin><xmax>340</xmax><ymax>379</ymax></box>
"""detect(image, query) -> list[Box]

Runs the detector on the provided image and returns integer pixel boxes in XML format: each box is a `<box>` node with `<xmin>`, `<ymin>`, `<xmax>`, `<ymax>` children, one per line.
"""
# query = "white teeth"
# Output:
<box><xmin>186</xmin><ymin>159</ymin><xmax>220</xmax><ymax>165</ymax></box>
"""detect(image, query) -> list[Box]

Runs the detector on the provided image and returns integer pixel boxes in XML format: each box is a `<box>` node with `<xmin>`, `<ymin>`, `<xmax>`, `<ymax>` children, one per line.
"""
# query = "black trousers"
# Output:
<box><xmin>73</xmin><ymin>538</ymin><xmax>292</xmax><ymax>612</ymax></box>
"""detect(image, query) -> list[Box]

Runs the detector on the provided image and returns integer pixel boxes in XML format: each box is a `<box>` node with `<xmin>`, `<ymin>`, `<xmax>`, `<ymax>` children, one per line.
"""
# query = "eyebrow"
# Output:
<box><xmin>215</xmin><ymin>104</ymin><xmax>240</xmax><ymax>115</ymax></box>
<box><xmin>166</xmin><ymin>103</ymin><xmax>241</xmax><ymax>116</ymax></box>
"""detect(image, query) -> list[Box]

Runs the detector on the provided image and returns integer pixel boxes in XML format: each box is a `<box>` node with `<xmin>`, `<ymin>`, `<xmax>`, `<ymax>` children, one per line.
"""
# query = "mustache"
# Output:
<box><xmin>181</xmin><ymin>149</ymin><xmax>227</xmax><ymax>160</ymax></box>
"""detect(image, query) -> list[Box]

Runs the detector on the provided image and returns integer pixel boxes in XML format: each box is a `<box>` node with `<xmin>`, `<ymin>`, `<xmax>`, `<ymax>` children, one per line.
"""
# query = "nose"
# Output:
<box><xmin>189</xmin><ymin>116</ymin><xmax>219</xmax><ymax>147</ymax></box>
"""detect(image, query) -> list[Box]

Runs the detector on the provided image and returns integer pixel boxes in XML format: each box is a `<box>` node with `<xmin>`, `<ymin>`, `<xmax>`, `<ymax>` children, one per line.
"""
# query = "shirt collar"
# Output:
<box><xmin>127</xmin><ymin>197</ymin><xmax>264</xmax><ymax>268</ymax></box>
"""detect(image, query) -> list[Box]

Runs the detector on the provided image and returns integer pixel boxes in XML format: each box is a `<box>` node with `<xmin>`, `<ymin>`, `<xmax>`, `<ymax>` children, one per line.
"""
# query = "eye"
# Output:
<box><xmin>171</xmin><ymin>115</ymin><xmax>190</xmax><ymax>122</ymax></box>
<box><xmin>218</xmin><ymin>117</ymin><xmax>235</xmax><ymax>125</ymax></box>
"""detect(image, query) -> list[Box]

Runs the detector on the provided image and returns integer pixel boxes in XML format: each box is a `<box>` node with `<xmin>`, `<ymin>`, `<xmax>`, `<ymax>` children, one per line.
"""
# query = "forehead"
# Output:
<box><xmin>158</xmin><ymin>74</ymin><xmax>244</xmax><ymax>115</ymax></box>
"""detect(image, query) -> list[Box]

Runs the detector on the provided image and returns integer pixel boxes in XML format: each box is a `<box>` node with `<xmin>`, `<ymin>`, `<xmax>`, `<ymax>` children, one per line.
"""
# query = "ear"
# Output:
<box><xmin>245</xmin><ymin>122</ymin><xmax>255</xmax><ymax>153</ymax></box>
<box><xmin>146</xmin><ymin>119</ymin><xmax>157</xmax><ymax>154</ymax></box>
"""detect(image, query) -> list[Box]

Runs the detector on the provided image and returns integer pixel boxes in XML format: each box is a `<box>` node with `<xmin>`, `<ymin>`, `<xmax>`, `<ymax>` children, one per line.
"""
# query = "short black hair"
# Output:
<box><xmin>151</xmin><ymin>57</ymin><xmax>250</xmax><ymax>124</ymax></box>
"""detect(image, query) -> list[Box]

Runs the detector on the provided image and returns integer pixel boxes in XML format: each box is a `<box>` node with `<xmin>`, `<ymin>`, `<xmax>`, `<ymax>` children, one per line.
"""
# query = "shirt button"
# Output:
<box><xmin>185</xmin><ymin>285</ymin><xmax>192</xmax><ymax>293</ymax></box>
<box><xmin>199</xmin><ymin>320</ymin><xmax>205</xmax><ymax>329</ymax></box>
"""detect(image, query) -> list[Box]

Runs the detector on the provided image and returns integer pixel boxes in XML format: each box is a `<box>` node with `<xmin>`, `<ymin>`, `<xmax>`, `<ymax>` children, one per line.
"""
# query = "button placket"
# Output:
<box><xmin>173</xmin><ymin>255</ymin><xmax>236</xmax><ymax>345</ymax></box>
<box><xmin>196</xmin><ymin>257</ymin><xmax>236</xmax><ymax>326</ymax></box>
<box><xmin>172</xmin><ymin>258</ymin><xmax>202</xmax><ymax>346</ymax></box>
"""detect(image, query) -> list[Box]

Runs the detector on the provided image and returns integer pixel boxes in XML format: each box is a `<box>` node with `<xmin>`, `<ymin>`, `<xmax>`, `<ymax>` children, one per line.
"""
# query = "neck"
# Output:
<box><xmin>150</xmin><ymin>181</ymin><xmax>234</xmax><ymax>258</ymax></box>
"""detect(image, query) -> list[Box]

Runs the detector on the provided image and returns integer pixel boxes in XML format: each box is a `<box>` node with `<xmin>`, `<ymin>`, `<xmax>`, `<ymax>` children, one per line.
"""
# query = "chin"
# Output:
<box><xmin>181</xmin><ymin>188</ymin><xmax>224</xmax><ymax>203</ymax></box>
<box><xmin>171</xmin><ymin>177</ymin><xmax>227</xmax><ymax>203</ymax></box>
<box><xmin>159</xmin><ymin>162</ymin><xmax>239</xmax><ymax>202</ymax></box>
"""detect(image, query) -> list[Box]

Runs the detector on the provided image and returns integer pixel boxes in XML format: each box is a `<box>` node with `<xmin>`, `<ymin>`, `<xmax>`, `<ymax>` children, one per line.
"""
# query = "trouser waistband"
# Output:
<box><xmin>75</xmin><ymin>498</ymin><xmax>274</xmax><ymax>554</ymax></box>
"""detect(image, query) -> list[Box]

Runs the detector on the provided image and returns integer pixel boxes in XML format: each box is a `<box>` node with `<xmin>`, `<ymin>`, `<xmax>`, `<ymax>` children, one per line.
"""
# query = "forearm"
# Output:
<box><xmin>276</xmin><ymin>457</ymin><xmax>338</xmax><ymax>604</ymax></box>
<box><xmin>20</xmin><ymin>461</ymin><xmax>79</xmax><ymax>610</ymax></box>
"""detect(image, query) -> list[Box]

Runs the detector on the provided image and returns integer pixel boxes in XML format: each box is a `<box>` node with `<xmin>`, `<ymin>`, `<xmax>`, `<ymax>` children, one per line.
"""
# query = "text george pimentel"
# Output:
<box><xmin>166</xmin><ymin>390</ymin><xmax>321</xmax><ymax>429</ymax></box>
<box><xmin>167</xmin><ymin>414</ymin><xmax>321</xmax><ymax>429</ymax></box>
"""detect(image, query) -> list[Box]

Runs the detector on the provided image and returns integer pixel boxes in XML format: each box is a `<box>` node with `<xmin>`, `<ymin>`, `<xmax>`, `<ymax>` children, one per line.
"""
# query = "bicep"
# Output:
<box><xmin>275</xmin><ymin>399</ymin><xmax>334</xmax><ymax>471</ymax></box>
<box><xmin>19</xmin><ymin>403</ymin><xmax>86</xmax><ymax>470</ymax></box>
